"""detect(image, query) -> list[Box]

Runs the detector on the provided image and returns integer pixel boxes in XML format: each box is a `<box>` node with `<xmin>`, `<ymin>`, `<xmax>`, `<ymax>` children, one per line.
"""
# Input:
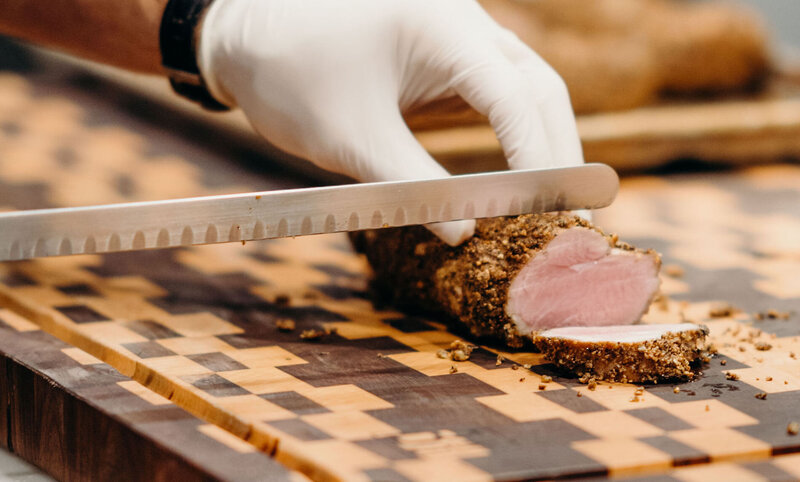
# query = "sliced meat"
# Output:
<box><xmin>350</xmin><ymin>213</ymin><xmax>661</xmax><ymax>347</ymax></box>
<box><xmin>532</xmin><ymin>323</ymin><xmax>709</xmax><ymax>383</ymax></box>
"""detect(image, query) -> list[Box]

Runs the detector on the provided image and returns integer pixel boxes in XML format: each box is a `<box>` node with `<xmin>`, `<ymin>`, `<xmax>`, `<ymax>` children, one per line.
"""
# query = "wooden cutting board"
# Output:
<box><xmin>1</xmin><ymin>60</ymin><xmax>800</xmax><ymax>481</ymax></box>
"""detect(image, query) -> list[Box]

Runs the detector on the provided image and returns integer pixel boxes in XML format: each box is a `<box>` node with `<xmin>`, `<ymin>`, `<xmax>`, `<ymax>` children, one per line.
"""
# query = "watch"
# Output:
<box><xmin>159</xmin><ymin>0</ymin><xmax>229</xmax><ymax>111</ymax></box>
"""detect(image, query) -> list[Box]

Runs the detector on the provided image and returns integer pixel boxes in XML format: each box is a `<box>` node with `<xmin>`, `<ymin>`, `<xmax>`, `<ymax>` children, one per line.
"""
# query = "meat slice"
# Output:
<box><xmin>532</xmin><ymin>323</ymin><xmax>709</xmax><ymax>383</ymax></box>
<box><xmin>351</xmin><ymin>213</ymin><xmax>661</xmax><ymax>348</ymax></box>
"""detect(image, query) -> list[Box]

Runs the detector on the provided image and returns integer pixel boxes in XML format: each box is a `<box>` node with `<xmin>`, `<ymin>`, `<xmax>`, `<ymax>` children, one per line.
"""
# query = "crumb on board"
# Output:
<box><xmin>274</xmin><ymin>294</ymin><xmax>291</xmax><ymax>307</ymax></box>
<box><xmin>709</xmin><ymin>302</ymin><xmax>736</xmax><ymax>318</ymax></box>
<box><xmin>720</xmin><ymin>359</ymin><xmax>727</xmax><ymax>366</ymax></box>
<box><xmin>241</xmin><ymin>240</ymin><xmax>246</xmax><ymax>246</ymax></box>
<box><xmin>538</xmin><ymin>383</ymin><xmax>545</xmax><ymax>390</ymax></box>
<box><xmin>588</xmin><ymin>380</ymin><xmax>598</xmax><ymax>391</ymax></box>
<box><xmin>541</xmin><ymin>375</ymin><xmax>553</xmax><ymax>383</ymax></box>
<box><xmin>726</xmin><ymin>372</ymin><xmax>740</xmax><ymax>381</ymax></box>
<box><xmin>511</xmin><ymin>364</ymin><xmax>520</xmax><ymax>370</ymax></box>
<box><xmin>436</xmin><ymin>340</ymin><xmax>477</xmax><ymax>362</ymax></box>
<box><xmin>755</xmin><ymin>392</ymin><xmax>768</xmax><ymax>400</ymax></box>
<box><xmin>523</xmin><ymin>364</ymin><xmax>532</xmax><ymax>370</ymax></box>
<box><xmin>300</xmin><ymin>328</ymin><xmax>327</xmax><ymax>341</ymax></box>
<box><xmin>496</xmin><ymin>354</ymin><xmax>504</xmax><ymax>366</ymax></box>
<box><xmin>755</xmin><ymin>341</ymin><xmax>772</xmax><ymax>351</ymax></box>
<box><xmin>673</xmin><ymin>386</ymin><xmax>680</xmax><ymax>394</ymax></box>
<box><xmin>705</xmin><ymin>404</ymin><xmax>710</xmax><ymax>412</ymax></box>
<box><xmin>449</xmin><ymin>365</ymin><xmax>458</xmax><ymax>374</ymax></box>
<box><xmin>452</xmin><ymin>349</ymin><xmax>469</xmax><ymax>361</ymax></box>
<box><xmin>664</xmin><ymin>264</ymin><xmax>685</xmax><ymax>278</ymax></box>
<box><xmin>275</xmin><ymin>319</ymin><xmax>296</xmax><ymax>332</ymax></box>
<box><xmin>377</xmin><ymin>353</ymin><xmax>388</xmax><ymax>359</ymax></box>
<box><xmin>755</xmin><ymin>310</ymin><xmax>791</xmax><ymax>321</ymax></box>
<box><xmin>576</xmin><ymin>391</ymin><xmax>582</xmax><ymax>397</ymax></box>
<box><xmin>788</xmin><ymin>422</ymin><xmax>800</xmax><ymax>436</ymax></box>
<box><xmin>766</xmin><ymin>377</ymin><xmax>773</xmax><ymax>381</ymax></box>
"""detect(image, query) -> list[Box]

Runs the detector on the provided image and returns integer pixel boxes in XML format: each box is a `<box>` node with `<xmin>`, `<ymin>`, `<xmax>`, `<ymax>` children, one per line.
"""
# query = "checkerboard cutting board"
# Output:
<box><xmin>1</xmin><ymin>66</ymin><xmax>800</xmax><ymax>481</ymax></box>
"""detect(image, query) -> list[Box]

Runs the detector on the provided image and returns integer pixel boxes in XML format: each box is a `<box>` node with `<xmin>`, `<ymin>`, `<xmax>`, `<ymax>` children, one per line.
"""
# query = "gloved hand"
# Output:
<box><xmin>197</xmin><ymin>0</ymin><xmax>584</xmax><ymax>245</ymax></box>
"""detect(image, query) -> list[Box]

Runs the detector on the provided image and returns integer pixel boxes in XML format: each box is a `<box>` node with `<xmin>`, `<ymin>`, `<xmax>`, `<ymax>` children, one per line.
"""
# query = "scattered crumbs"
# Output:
<box><xmin>725</xmin><ymin>372</ymin><xmax>740</xmax><ymax>381</ymax></box>
<box><xmin>300</xmin><ymin>328</ymin><xmax>326</xmax><ymax>341</ymax></box>
<box><xmin>790</xmin><ymin>352</ymin><xmax>797</xmax><ymax>360</ymax></box>
<box><xmin>709</xmin><ymin>302</ymin><xmax>736</xmax><ymax>318</ymax></box>
<box><xmin>511</xmin><ymin>364</ymin><xmax>520</xmax><ymax>371</ymax></box>
<box><xmin>720</xmin><ymin>359</ymin><xmax>727</xmax><ymax>366</ymax></box>
<box><xmin>739</xmin><ymin>346</ymin><xmax>747</xmax><ymax>352</ymax></box>
<box><xmin>519</xmin><ymin>377</ymin><xmax>526</xmax><ymax>383</ymax></box>
<box><xmin>788</xmin><ymin>422</ymin><xmax>799</xmax><ymax>436</ymax></box>
<box><xmin>538</xmin><ymin>383</ymin><xmax>546</xmax><ymax>390</ymax></box>
<box><xmin>673</xmin><ymin>386</ymin><xmax>680</xmax><ymax>394</ymax></box>
<box><xmin>541</xmin><ymin>375</ymin><xmax>553</xmax><ymax>384</ymax></box>
<box><xmin>755</xmin><ymin>392</ymin><xmax>768</xmax><ymax>400</ymax></box>
<box><xmin>766</xmin><ymin>377</ymin><xmax>773</xmax><ymax>382</ymax></box>
<box><xmin>496</xmin><ymin>354</ymin><xmax>504</xmax><ymax>366</ymax></box>
<box><xmin>255</xmin><ymin>195</ymin><xmax>262</xmax><ymax>200</ymax></box>
<box><xmin>664</xmin><ymin>264</ymin><xmax>685</xmax><ymax>278</ymax></box>
<box><xmin>634</xmin><ymin>387</ymin><xmax>645</xmax><ymax>396</ymax></box>
<box><xmin>701</xmin><ymin>354</ymin><xmax>711</xmax><ymax>363</ymax></box>
<box><xmin>523</xmin><ymin>364</ymin><xmax>532</xmax><ymax>370</ymax></box>
<box><xmin>377</xmin><ymin>353</ymin><xmax>387</xmax><ymax>359</ymax></box>
<box><xmin>275</xmin><ymin>318</ymin><xmax>296</xmax><ymax>332</ymax></box>
<box><xmin>755</xmin><ymin>341</ymin><xmax>773</xmax><ymax>351</ymax></box>
<box><xmin>630</xmin><ymin>395</ymin><xmax>640</xmax><ymax>403</ymax></box>
<box><xmin>588</xmin><ymin>380</ymin><xmax>597</xmax><ymax>391</ymax></box>
<box><xmin>436</xmin><ymin>349</ymin><xmax>449</xmax><ymax>359</ymax></box>
<box><xmin>705</xmin><ymin>404</ymin><xmax>710</xmax><ymax>412</ymax></box>
<box><xmin>706</xmin><ymin>344</ymin><xmax>718</xmax><ymax>354</ymax></box>
<box><xmin>381</xmin><ymin>223</ymin><xmax>389</xmax><ymax>228</ymax></box>
<box><xmin>449</xmin><ymin>365</ymin><xmax>458</xmax><ymax>374</ymax></box>
<box><xmin>241</xmin><ymin>240</ymin><xmax>246</xmax><ymax>246</ymax></box>
<box><xmin>274</xmin><ymin>294</ymin><xmax>291</xmax><ymax>307</ymax></box>
<box><xmin>576</xmin><ymin>391</ymin><xmax>583</xmax><ymax>398</ymax></box>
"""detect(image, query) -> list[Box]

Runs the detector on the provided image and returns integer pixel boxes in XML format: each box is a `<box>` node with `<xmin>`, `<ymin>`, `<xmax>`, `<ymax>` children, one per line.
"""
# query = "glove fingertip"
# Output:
<box><xmin>426</xmin><ymin>219</ymin><xmax>476</xmax><ymax>246</ymax></box>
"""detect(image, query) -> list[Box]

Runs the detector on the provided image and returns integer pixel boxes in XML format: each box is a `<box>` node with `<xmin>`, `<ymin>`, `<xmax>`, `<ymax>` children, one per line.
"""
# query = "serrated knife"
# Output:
<box><xmin>0</xmin><ymin>163</ymin><xmax>618</xmax><ymax>261</ymax></box>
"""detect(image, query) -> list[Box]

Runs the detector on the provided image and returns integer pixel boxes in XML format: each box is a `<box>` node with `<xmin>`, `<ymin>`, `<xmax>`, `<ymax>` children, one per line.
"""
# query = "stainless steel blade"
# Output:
<box><xmin>0</xmin><ymin>163</ymin><xmax>618</xmax><ymax>261</ymax></box>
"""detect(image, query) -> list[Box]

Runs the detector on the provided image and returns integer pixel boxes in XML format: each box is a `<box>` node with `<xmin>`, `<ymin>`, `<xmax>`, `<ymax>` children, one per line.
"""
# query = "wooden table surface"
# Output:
<box><xmin>1</xmin><ymin>42</ymin><xmax>800</xmax><ymax>481</ymax></box>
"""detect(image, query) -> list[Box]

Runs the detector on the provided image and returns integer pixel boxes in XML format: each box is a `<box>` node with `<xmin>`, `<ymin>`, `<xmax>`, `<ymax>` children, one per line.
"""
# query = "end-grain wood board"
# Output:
<box><xmin>2</xmin><ymin>56</ymin><xmax>800</xmax><ymax>480</ymax></box>
<box><xmin>0</xmin><ymin>313</ymin><xmax>306</xmax><ymax>482</ymax></box>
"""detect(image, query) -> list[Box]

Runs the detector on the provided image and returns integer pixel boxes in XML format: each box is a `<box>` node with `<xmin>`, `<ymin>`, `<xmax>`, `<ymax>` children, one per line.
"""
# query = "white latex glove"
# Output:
<box><xmin>198</xmin><ymin>0</ymin><xmax>584</xmax><ymax>245</ymax></box>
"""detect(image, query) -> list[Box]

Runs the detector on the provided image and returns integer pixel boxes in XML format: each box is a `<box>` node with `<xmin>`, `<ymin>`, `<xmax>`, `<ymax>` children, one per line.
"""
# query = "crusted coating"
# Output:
<box><xmin>351</xmin><ymin>213</ymin><xmax>659</xmax><ymax>348</ymax></box>
<box><xmin>532</xmin><ymin>325</ymin><xmax>710</xmax><ymax>383</ymax></box>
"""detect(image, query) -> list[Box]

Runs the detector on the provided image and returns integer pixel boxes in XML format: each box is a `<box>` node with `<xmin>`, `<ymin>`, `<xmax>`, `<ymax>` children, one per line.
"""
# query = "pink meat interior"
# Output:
<box><xmin>506</xmin><ymin>227</ymin><xmax>660</xmax><ymax>333</ymax></box>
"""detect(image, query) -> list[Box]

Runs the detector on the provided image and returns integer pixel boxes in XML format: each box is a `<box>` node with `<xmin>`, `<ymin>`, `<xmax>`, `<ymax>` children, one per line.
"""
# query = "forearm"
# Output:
<box><xmin>0</xmin><ymin>0</ymin><xmax>168</xmax><ymax>74</ymax></box>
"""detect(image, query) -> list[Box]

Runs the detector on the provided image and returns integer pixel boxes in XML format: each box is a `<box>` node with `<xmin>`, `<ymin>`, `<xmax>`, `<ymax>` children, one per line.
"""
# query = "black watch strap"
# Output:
<box><xmin>159</xmin><ymin>0</ymin><xmax>229</xmax><ymax>111</ymax></box>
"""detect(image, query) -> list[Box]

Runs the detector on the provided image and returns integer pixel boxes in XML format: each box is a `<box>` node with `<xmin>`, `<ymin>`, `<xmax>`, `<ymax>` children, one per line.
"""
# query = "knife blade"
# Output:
<box><xmin>0</xmin><ymin>163</ymin><xmax>618</xmax><ymax>261</ymax></box>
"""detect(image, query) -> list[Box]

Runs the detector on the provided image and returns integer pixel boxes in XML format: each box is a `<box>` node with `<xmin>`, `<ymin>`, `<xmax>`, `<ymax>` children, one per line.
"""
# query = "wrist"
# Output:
<box><xmin>196</xmin><ymin>0</ymin><xmax>238</xmax><ymax>108</ymax></box>
<box><xmin>159</xmin><ymin>0</ymin><xmax>231</xmax><ymax>110</ymax></box>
